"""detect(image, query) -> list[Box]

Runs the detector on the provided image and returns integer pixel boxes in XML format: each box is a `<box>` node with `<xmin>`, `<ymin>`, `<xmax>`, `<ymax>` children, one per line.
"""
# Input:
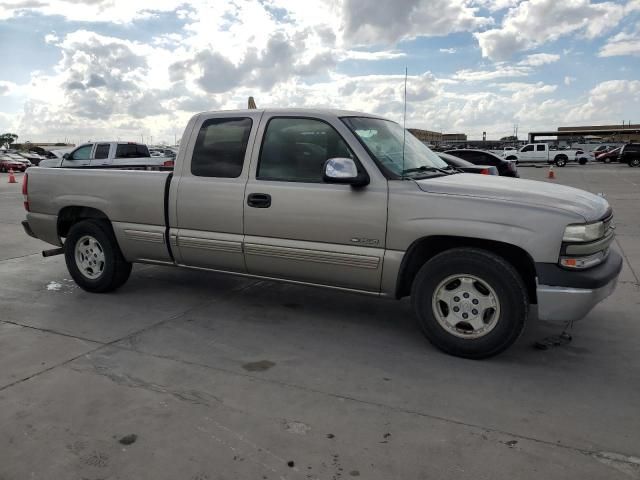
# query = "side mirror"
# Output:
<box><xmin>63</xmin><ymin>153</ymin><xmax>70</xmax><ymax>160</ymax></box>
<box><xmin>323</xmin><ymin>158</ymin><xmax>369</xmax><ymax>187</ymax></box>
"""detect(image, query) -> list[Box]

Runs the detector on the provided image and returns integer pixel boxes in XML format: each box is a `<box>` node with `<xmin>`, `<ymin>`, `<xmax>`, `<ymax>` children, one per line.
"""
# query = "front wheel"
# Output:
<box><xmin>554</xmin><ymin>157</ymin><xmax>567</xmax><ymax>167</ymax></box>
<box><xmin>411</xmin><ymin>248</ymin><xmax>528</xmax><ymax>359</ymax></box>
<box><xmin>64</xmin><ymin>219</ymin><xmax>132</xmax><ymax>293</ymax></box>
<box><xmin>629</xmin><ymin>158</ymin><xmax>640</xmax><ymax>167</ymax></box>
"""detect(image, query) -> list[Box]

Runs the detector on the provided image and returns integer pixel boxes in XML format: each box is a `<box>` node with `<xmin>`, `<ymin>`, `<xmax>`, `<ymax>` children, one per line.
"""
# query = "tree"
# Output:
<box><xmin>0</xmin><ymin>133</ymin><xmax>18</xmax><ymax>149</ymax></box>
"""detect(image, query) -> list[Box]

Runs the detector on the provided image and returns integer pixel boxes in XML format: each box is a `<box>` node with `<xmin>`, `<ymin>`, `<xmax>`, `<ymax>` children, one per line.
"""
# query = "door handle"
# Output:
<box><xmin>247</xmin><ymin>193</ymin><xmax>271</xmax><ymax>208</ymax></box>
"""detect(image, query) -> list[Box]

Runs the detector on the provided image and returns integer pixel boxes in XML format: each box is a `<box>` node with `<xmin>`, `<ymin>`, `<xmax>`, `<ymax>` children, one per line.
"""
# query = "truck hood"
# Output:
<box><xmin>38</xmin><ymin>158</ymin><xmax>62</xmax><ymax>168</ymax></box>
<box><xmin>415</xmin><ymin>174</ymin><xmax>610</xmax><ymax>222</ymax></box>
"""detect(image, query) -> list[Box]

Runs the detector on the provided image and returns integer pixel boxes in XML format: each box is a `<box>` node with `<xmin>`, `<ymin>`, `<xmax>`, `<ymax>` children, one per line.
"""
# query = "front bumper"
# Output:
<box><xmin>536</xmin><ymin>250</ymin><xmax>623</xmax><ymax>322</ymax></box>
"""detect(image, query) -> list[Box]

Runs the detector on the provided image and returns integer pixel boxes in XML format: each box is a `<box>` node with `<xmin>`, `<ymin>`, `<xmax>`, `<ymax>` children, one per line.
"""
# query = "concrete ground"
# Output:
<box><xmin>1</xmin><ymin>164</ymin><xmax>639</xmax><ymax>480</ymax></box>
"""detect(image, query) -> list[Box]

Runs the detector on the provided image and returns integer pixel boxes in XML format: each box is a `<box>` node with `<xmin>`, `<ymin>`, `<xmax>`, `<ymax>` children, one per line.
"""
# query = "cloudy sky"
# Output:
<box><xmin>0</xmin><ymin>0</ymin><xmax>639</xmax><ymax>144</ymax></box>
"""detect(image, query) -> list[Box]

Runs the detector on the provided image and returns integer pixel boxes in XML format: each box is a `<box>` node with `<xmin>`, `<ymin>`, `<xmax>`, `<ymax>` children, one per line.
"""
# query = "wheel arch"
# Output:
<box><xmin>395</xmin><ymin>235</ymin><xmax>537</xmax><ymax>303</ymax></box>
<box><xmin>57</xmin><ymin>206</ymin><xmax>111</xmax><ymax>239</ymax></box>
<box><xmin>553</xmin><ymin>154</ymin><xmax>568</xmax><ymax>161</ymax></box>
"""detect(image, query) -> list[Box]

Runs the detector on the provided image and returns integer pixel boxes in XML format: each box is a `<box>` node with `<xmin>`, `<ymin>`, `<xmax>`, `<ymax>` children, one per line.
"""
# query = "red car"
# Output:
<box><xmin>596</xmin><ymin>147</ymin><xmax>621</xmax><ymax>163</ymax></box>
<box><xmin>0</xmin><ymin>157</ymin><xmax>27</xmax><ymax>172</ymax></box>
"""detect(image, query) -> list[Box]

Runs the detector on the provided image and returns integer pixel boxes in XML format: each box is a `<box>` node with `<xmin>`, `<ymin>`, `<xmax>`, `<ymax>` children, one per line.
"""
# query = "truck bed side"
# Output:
<box><xmin>26</xmin><ymin>167</ymin><xmax>173</xmax><ymax>263</ymax></box>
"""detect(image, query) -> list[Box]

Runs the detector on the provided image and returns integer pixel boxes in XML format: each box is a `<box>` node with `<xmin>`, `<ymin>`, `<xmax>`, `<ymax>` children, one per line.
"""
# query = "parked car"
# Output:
<box><xmin>0</xmin><ymin>155</ymin><xmax>28</xmax><ymax>172</ymax></box>
<box><xmin>22</xmin><ymin>108</ymin><xmax>621</xmax><ymax>359</ymax></box>
<box><xmin>619</xmin><ymin>143</ymin><xmax>640</xmax><ymax>167</ymax></box>
<box><xmin>4</xmin><ymin>153</ymin><xmax>32</xmax><ymax>168</ymax></box>
<box><xmin>503</xmin><ymin>143</ymin><xmax>588</xmax><ymax>167</ymax></box>
<box><xmin>149</xmin><ymin>148</ymin><xmax>177</xmax><ymax>158</ymax></box>
<box><xmin>591</xmin><ymin>145</ymin><xmax>610</xmax><ymax>157</ymax></box>
<box><xmin>596</xmin><ymin>147</ymin><xmax>621</xmax><ymax>163</ymax></box>
<box><xmin>38</xmin><ymin>142</ymin><xmax>172</xmax><ymax>169</ymax></box>
<box><xmin>437</xmin><ymin>152</ymin><xmax>499</xmax><ymax>175</ymax></box>
<box><xmin>445</xmin><ymin>149</ymin><xmax>519</xmax><ymax>177</ymax></box>
<box><xmin>19</xmin><ymin>152</ymin><xmax>47</xmax><ymax>166</ymax></box>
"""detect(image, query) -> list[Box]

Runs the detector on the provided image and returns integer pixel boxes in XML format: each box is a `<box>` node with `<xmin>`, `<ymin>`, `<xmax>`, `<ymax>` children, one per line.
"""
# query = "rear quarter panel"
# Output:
<box><xmin>27</xmin><ymin>168</ymin><xmax>171</xmax><ymax>262</ymax></box>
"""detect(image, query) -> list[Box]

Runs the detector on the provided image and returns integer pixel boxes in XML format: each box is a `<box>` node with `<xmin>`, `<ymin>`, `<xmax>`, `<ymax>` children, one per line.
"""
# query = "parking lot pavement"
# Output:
<box><xmin>1</xmin><ymin>166</ymin><xmax>639</xmax><ymax>479</ymax></box>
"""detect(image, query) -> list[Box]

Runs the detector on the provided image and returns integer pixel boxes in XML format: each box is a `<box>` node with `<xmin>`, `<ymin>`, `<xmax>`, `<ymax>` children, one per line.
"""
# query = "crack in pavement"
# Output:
<box><xmin>0</xmin><ymin>279</ymin><xmax>262</xmax><ymax>393</ymax></box>
<box><xmin>0</xmin><ymin>252</ymin><xmax>43</xmax><ymax>263</ymax></box>
<box><xmin>0</xmin><ymin>319</ymin><xmax>101</xmax><ymax>345</ymax></box>
<box><xmin>107</xmin><ymin>341</ymin><xmax>640</xmax><ymax>466</ymax></box>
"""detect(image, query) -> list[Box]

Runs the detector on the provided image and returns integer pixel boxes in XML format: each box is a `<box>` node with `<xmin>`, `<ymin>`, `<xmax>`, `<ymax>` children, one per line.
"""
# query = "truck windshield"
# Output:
<box><xmin>342</xmin><ymin>117</ymin><xmax>449</xmax><ymax>177</ymax></box>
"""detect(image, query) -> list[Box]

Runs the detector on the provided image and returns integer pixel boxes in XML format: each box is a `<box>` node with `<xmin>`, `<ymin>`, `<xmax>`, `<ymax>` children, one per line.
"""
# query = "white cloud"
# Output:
<box><xmin>598</xmin><ymin>24</ymin><xmax>640</xmax><ymax>57</ymax></box>
<box><xmin>568</xmin><ymin>80</ymin><xmax>640</xmax><ymax>121</ymax></box>
<box><xmin>452</xmin><ymin>65</ymin><xmax>530</xmax><ymax>82</ymax></box>
<box><xmin>342</xmin><ymin>0</ymin><xmax>492</xmax><ymax>45</ymax></box>
<box><xmin>2</xmin><ymin>0</ymin><xmax>640</xmax><ymax>145</ymax></box>
<box><xmin>471</xmin><ymin>0</ymin><xmax>520</xmax><ymax>11</ymax></box>
<box><xmin>338</xmin><ymin>50</ymin><xmax>406</xmax><ymax>60</ymax></box>
<box><xmin>475</xmin><ymin>0</ymin><xmax>632</xmax><ymax>61</ymax></box>
<box><xmin>564</xmin><ymin>76</ymin><xmax>576</xmax><ymax>86</ymax></box>
<box><xmin>518</xmin><ymin>53</ymin><xmax>560</xmax><ymax>66</ymax></box>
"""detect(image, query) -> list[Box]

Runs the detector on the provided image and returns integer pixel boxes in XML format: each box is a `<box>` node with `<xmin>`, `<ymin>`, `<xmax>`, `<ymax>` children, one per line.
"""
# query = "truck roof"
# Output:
<box><xmin>84</xmin><ymin>141</ymin><xmax>145</xmax><ymax>144</ymax></box>
<box><xmin>197</xmin><ymin>108</ymin><xmax>386</xmax><ymax>119</ymax></box>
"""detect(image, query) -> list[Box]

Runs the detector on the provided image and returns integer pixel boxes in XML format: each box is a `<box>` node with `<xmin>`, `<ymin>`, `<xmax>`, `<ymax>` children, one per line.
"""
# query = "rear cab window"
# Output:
<box><xmin>116</xmin><ymin>144</ymin><xmax>150</xmax><ymax>158</ymax></box>
<box><xmin>94</xmin><ymin>144</ymin><xmax>110</xmax><ymax>159</ymax></box>
<box><xmin>191</xmin><ymin>118</ymin><xmax>253</xmax><ymax>178</ymax></box>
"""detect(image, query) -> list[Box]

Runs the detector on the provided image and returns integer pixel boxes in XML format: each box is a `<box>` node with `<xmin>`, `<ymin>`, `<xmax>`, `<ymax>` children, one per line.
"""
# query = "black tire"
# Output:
<box><xmin>0</xmin><ymin>165</ymin><xmax>5</xmax><ymax>173</ymax></box>
<box><xmin>554</xmin><ymin>156</ymin><xmax>567</xmax><ymax>167</ymax></box>
<box><xmin>505</xmin><ymin>156</ymin><xmax>517</xmax><ymax>161</ymax></box>
<box><xmin>411</xmin><ymin>248</ymin><xmax>528</xmax><ymax>359</ymax></box>
<box><xmin>578</xmin><ymin>158</ymin><xmax>588</xmax><ymax>165</ymax></box>
<box><xmin>603</xmin><ymin>157</ymin><xmax>611</xmax><ymax>164</ymax></box>
<box><xmin>629</xmin><ymin>158</ymin><xmax>640</xmax><ymax>168</ymax></box>
<box><xmin>64</xmin><ymin>219</ymin><xmax>132</xmax><ymax>293</ymax></box>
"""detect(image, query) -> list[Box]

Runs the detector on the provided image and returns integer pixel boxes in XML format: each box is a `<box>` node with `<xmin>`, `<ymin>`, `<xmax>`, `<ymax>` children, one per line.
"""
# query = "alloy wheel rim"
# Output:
<box><xmin>431</xmin><ymin>274</ymin><xmax>501</xmax><ymax>339</ymax></box>
<box><xmin>74</xmin><ymin>235</ymin><xmax>105</xmax><ymax>280</ymax></box>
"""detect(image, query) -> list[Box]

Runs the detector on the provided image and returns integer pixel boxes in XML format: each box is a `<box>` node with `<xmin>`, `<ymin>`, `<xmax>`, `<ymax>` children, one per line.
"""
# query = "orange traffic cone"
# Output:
<box><xmin>547</xmin><ymin>166</ymin><xmax>555</xmax><ymax>180</ymax></box>
<box><xmin>8</xmin><ymin>169</ymin><xmax>16</xmax><ymax>184</ymax></box>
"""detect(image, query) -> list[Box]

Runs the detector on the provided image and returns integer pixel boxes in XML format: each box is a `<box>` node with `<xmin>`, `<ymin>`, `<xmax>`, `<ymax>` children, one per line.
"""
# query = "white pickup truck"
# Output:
<box><xmin>38</xmin><ymin>141</ymin><xmax>174</xmax><ymax>169</ymax></box>
<box><xmin>504</xmin><ymin>143</ymin><xmax>590</xmax><ymax>167</ymax></box>
<box><xmin>22</xmin><ymin>108</ymin><xmax>621</xmax><ymax>359</ymax></box>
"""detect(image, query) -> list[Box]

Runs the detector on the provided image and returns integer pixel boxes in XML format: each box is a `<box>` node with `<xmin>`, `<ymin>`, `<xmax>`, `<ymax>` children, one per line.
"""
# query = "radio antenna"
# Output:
<box><xmin>402</xmin><ymin>67</ymin><xmax>408</xmax><ymax>179</ymax></box>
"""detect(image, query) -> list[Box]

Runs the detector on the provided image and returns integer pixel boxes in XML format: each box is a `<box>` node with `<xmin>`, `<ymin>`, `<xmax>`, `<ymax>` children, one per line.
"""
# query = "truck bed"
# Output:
<box><xmin>26</xmin><ymin>167</ymin><xmax>173</xmax><ymax>263</ymax></box>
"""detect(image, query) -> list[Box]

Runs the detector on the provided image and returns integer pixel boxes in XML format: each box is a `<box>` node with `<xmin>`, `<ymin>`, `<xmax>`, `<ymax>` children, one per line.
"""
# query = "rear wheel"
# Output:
<box><xmin>578</xmin><ymin>158</ymin><xmax>588</xmax><ymax>165</ymax></box>
<box><xmin>64</xmin><ymin>219</ymin><xmax>132</xmax><ymax>293</ymax></box>
<box><xmin>603</xmin><ymin>157</ymin><xmax>611</xmax><ymax>164</ymax></box>
<box><xmin>554</xmin><ymin>156</ymin><xmax>567</xmax><ymax>167</ymax></box>
<box><xmin>629</xmin><ymin>158</ymin><xmax>640</xmax><ymax>168</ymax></box>
<box><xmin>411</xmin><ymin>248</ymin><xmax>528</xmax><ymax>359</ymax></box>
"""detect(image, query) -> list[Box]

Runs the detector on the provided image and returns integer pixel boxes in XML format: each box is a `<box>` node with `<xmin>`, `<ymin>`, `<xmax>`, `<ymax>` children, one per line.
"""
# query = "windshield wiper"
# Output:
<box><xmin>402</xmin><ymin>166</ymin><xmax>457</xmax><ymax>177</ymax></box>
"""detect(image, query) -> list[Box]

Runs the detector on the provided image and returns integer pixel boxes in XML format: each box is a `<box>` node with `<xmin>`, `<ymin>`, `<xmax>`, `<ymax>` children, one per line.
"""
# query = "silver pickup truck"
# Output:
<box><xmin>22</xmin><ymin>108</ymin><xmax>622</xmax><ymax>358</ymax></box>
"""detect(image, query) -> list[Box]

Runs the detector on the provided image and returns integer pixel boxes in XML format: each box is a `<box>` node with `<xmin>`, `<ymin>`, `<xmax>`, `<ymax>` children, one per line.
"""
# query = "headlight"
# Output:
<box><xmin>562</xmin><ymin>221</ymin><xmax>605</xmax><ymax>242</ymax></box>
